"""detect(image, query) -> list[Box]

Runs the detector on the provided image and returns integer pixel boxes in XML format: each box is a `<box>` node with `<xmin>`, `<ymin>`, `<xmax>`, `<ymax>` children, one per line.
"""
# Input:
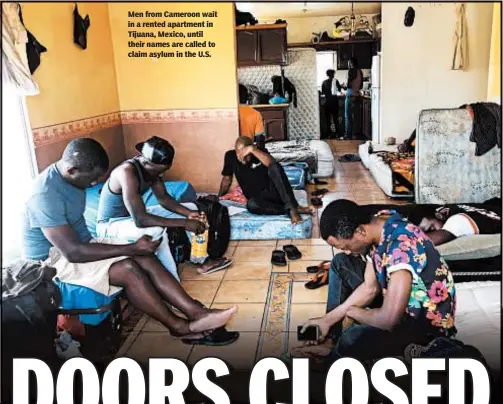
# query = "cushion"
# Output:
<box><xmin>281</xmin><ymin>163</ymin><xmax>306</xmax><ymax>190</ymax></box>
<box><xmin>437</xmin><ymin>234</ymin><xmax>501</xmax><ymax>261</ymax></box>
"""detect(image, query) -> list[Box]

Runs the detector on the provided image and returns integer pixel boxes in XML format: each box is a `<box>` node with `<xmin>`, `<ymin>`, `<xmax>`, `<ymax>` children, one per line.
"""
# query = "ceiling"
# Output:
<box><xmin>235</xmin><ymin>2</ymin><xmax>381</xmax><ymax>19</ymax></box>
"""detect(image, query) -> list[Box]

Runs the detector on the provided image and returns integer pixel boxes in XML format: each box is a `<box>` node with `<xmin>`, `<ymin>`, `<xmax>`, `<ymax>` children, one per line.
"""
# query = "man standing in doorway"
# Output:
<box><xmin>344</xmin><ymin>57</ymin><xmax>363</xmax><ymax>139</ymax></box>
<box><xmin>322</xmin><ymin>69</ymin><xmax>342</xmax><ymax>138</ymax></box>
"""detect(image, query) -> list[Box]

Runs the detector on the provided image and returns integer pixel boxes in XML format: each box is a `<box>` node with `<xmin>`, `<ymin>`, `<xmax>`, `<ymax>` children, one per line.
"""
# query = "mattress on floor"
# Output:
<box><xmin>221</xmin><ymin>190</ymin><xmax>313</xmax><ymax>240</ymax></box>
<box><xmin>281</xmin><ymin>163</ymin><xmax>306</xmax><ymax>190</ymax></box>
<box><xmin>267</xmin><ymin>140</ymin><xmax>318</xmax><ymax>173</ymax></box>
<box><xmin>358</xmin><ymin>141</ymin><xmax>397</xmax><ymax>170</ymax></box>
<box><xmin>310</xmin><ymin>140</ymin><xmax>335</xmax><ymax>178</ymax></box>
<box><xmin>84</xmin><ymin>181</ymin><xmax>197</xmax><ymax>237</ymax></box>
<box><xmin>455</xmin><ymin>281</ymin><xmax>501</xmax><ymax>372</ymax></box>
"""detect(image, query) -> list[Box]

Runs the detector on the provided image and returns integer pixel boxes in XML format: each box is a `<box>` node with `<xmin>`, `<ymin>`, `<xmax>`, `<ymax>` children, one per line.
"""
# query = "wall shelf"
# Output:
<box><xmin>288</xmin><ymin>38</ymin><xmax>377</xmax><ymax>49</ymax></box>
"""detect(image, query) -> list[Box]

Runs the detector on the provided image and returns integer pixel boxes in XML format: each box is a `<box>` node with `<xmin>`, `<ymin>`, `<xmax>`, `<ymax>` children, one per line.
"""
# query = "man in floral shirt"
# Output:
<box><xmin>295</xmin><ymin>199</ymin><xmax>456</xmax><ymax>363</ymax></box>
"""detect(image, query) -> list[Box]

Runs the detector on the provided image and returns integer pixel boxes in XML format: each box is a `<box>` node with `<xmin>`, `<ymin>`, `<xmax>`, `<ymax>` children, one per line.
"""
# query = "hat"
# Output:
<box><xmin>135</xmin><ymin>136</ymin><xmax>175</xmax><ymax>165</ymax></box>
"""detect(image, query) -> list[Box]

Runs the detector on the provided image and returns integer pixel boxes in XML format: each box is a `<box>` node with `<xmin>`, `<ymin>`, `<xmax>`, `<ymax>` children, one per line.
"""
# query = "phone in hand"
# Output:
<box><xmin>297</xmin><ymin>325</ymin><xmax>319</xmax><ymax>341</ymax></box>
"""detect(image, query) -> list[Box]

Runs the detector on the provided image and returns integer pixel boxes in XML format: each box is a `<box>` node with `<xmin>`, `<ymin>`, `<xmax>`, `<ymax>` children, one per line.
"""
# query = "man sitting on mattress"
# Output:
<box><xmin>419</xmin><ymin>203</ymin><xmax>501</xmax><ymax>246</ymax></box>
<box><xmin>97</xmin><ymin>136</ymin><xmax>232</xmax><ymax>279</ymax></box>
<box><xmin>23</xmin><ymin>138</ymin><xmax>238</xmax><ymax>344</ymax></box>
<box><xmin>215</xmin><ymin>136</ymin><xmax>313</xmax><ymax>225</ymax></box>
<box><xmin>293</xmin><ymin>199</ymin><xmax>456</xmax><ymax>364</ymax></box>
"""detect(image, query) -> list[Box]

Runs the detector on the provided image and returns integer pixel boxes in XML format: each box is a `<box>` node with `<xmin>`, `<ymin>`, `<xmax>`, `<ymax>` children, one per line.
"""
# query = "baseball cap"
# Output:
<box><xmin>135</xmin><ymin>136</ymin><xmax>175</xmax><ymax>165</ymax></box>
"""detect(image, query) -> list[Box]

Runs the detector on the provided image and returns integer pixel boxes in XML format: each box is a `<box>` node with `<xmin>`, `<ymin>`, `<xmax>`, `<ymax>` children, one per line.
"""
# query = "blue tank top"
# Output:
<box><xmin>97</xmin><ymin>158</ymin><xmax>150</xmax><ymax>223</ymax></box>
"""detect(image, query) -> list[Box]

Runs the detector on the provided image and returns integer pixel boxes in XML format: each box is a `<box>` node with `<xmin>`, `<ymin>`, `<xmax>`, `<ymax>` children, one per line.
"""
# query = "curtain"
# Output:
<box><xmin>451</xmin><ymin>3</ymin><xmax>468</xmax><ymax>71</ymax></box>
<box><xmin>2</xmin><ymin>2</ymin><xmax>39</xmax><ymax>95</ymax></box>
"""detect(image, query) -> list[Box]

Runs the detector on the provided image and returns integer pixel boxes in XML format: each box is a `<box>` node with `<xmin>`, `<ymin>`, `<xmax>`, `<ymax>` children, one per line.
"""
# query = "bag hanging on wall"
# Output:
<box><xmin>74</xmin><ymin>4</ymin><xmax>90</xmax><ymax>50</ymax></box>
<box><xmin>17</xmin><ymin>5</ymin><xmax>47</xmax><ymax>74</ymax></box>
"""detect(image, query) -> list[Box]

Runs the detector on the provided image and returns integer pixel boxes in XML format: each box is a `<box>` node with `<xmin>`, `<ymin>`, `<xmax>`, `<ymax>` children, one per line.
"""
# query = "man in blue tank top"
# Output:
<box><xmin>97</xmin><ymin>136</ymin><xmax>228</xmax><ymax>281</ymax></box>
<box><xmin>23</xmin><ymin>138</ymin><xmax>238</xmax><ymax>342</ymax></box>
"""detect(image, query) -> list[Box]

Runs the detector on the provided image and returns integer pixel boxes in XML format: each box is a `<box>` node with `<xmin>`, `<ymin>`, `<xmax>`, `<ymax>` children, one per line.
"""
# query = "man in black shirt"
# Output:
<box><xmin>217</xmin><ymin>137</ymin><xmax>312</xmax><ymax>225</ymax></box>
<box><xmin>419</xmin><ymin>204</ymin><xmax>501</xmax><ymax>246</ymax></box>
<box><xmin>321</xmin><ymin>69</ymin><xmax>342</xmax><ymax>138</ymax></box>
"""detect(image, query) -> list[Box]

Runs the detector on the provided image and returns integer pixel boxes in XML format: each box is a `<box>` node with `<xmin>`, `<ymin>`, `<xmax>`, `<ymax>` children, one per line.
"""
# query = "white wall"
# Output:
<box><xmin>380</xmin><ymin>3</ymin><xmax>494</xmax><ymax>143</ymax></box>
<box><xmin>262</xmin><ymin>14</ymin><xmax>379</xmax><ymax>44</ymax></box>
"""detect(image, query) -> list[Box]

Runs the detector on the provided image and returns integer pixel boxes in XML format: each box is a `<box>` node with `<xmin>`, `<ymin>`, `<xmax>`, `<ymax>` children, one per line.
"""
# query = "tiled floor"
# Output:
<box><xmin>119</xmin><ymin>140</ymin><xmax>408</xmax><ymax>368</ymax></box>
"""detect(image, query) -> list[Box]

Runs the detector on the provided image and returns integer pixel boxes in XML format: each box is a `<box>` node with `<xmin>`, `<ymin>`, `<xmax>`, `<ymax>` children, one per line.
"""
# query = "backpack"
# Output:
<box><xmin>166</xmin><ymin>227</ymin><xmax>191</xmax><ymax>264</ymax></box>
<box><xmin>195</xmin><ymin>197</ymin><xmax>231</xmax><ymax>259</ymax></box>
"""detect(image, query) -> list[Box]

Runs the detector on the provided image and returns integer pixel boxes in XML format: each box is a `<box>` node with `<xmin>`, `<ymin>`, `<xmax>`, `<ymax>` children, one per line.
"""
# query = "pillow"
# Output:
<box><xmin>437</xmin><ymin>234</ymin><xmax>501</xmax><ymax>261</ymax></box>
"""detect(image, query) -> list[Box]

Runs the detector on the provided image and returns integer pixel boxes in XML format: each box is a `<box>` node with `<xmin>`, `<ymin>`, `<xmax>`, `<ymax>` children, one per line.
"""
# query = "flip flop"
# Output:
<box><xmin>305</xmin><ymin>270</ymin><xmax>329</xmax><ymax>289</ymax></box>
<box><xmin>313</xmin><ymin>179</ymin><xmax>328</xmax><ymax>185</ymax></box>
<box><xmin>271</xmin><ymin>250</ymin><xmax>287</xmax><ymax>266</ymax></box>
<box><xmin>312</xmin><ymin>188</ymin><xmax>329</xmax><ymax>196</ymax></box>
<box><xmin>181</xmin><ymin>327</ymin><xmax>240</xmax><ymax>346</ymax></box>
<box><xmin>197</xmin><ymin>257</ymin><xmax>233</xmax><ymax>275</ymax></box>
<box><xmin>283</xmin><ymin>245</ymin><xmax>302</xmax><ymax>260</ymax></box>
<box><xmin>311</xmin><ymin>197</ymin><xmax>323</xmax><ymax>207</ymax></box>
<box><xmin>306</xmin><ymin>260</ymin><xmax>331</xmax><ymax>274</ymax></box>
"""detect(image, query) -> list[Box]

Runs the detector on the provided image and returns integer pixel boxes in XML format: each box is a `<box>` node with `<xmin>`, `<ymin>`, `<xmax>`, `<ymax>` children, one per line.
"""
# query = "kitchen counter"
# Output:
<box><xmin>251</xmin><ymin>103</ymin><xmax>290</xmax><ymax>108</ymax></box>
<box><xmin>336</xmin><ymin>94</ymin><xmax>371</xmax><ymax>100</ymax></box>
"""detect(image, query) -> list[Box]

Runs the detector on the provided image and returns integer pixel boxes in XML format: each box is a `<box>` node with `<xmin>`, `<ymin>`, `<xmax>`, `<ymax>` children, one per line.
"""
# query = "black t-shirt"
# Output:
<box><xmin>222</xmin><ymin>150</ymin><xmax>270</xmax><ymax>199</ymax></box>
<box><xmin>435</xmin><ymin>204</ymin><xmax>501</xmax><ymax>235</ymax></box>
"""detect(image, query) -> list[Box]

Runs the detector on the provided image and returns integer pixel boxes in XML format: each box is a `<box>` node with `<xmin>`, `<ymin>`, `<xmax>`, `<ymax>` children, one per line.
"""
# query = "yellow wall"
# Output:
<box><xmin>487</xmin><ymin>2</ymin><xmax>501</xmax><ymax>102</ymax></box>
<box><xmin>23</xmin><ymin>3</ymin><xmax>120</xmax><ymax>128</ymax></box>
<box><xmin>108</xmin><ymin>2</ymin><xmax>238</xmax><ymax>111</ymax></box>
<box><xmin>380</xmin><ymin>3</ymin><xmax>494</xmax><ymax>143</ymax></box>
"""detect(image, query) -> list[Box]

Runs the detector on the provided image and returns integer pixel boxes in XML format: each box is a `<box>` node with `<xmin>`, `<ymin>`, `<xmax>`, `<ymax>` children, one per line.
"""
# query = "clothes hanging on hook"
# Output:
<box><xmin>73</xmin><ymin>3</ymin><xmax>90</xmax><ymax>50</ymax></box>
<box><xmin>17</xmin><ymin>4</ymin><xmax>47</xmax><ymax>74</ymax></box>
<box><xmin>452</xmin><ymin>3</ymin><xmax>468</xmax><ymax>70</ymax></box>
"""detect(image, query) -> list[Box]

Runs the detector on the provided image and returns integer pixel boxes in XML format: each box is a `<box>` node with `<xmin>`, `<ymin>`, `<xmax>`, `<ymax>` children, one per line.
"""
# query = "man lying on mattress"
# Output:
<box><xmin>23</xmin><ymin>138</ymin><xmax>238</xmax><ymax>345</ymax></box>
<box><xmin>97</xmin><ymin>136</ymin><xmax>232</xmax><ymax>279</ymax></box>
<box><xmin>418</xmin><ymin>203</ymin><xmax>501</xmax><ymax>246</ymax></box>
<box><xmin>293</xmin><ymin>200</ymin><xmax>456</xmax><ymax>365</ymax></box>
<box><xmin>214</xmin><ymin>136</ymin><xmax>313</xmax><ymax>225</ymax></box>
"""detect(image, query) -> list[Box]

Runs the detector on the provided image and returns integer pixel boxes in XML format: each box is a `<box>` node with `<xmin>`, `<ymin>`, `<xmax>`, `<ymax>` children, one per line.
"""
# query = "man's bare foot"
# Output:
<box><xmin>290</xmin><ymin>208</ymin><xmax>303</xmax><ymax>225</ymax></box>
<box><xmin>188</xmin><ymin>306</ymin><xmax>238</xmax><ymax>334</ymax></box>
<box><xmin>290</xmin><ymin>338</ymin><xmax>336</xmax><ymax>358</ymax></box>
<box><xmin>298</xmin><ymin>206</ymin><xmax>315</xmax><ymax>215</ymax></box>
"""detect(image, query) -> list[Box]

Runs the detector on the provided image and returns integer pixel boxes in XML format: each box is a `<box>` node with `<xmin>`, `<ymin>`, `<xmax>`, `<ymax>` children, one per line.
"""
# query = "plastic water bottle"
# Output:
<box><xmin>190</xmin><ymin>230</ymin><xmax>209</xmax><ymax>264</ymax></box>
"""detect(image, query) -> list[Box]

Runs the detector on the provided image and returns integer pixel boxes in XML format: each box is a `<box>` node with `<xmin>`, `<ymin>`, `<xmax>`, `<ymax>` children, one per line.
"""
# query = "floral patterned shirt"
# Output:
<box><xmin>370</xmin><ymin>211</ymin><xmax>457</xmax><ymax>337</ymax></box>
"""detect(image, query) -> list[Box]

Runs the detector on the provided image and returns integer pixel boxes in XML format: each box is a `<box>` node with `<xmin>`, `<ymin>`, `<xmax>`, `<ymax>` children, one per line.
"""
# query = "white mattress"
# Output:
<box><xmin>310</xmin><ymin>140</ymin><xmax>335</xmax><ymax>178</ymax></box>
<box><xmin>358</xmin><ymin>141</ymin><xmax>397</xmax><ymax>170</ymax></box>
<box><xmin>455</xmin><ymin>281</ymin><xmax>501</xmax><ymax>372</ymax></box>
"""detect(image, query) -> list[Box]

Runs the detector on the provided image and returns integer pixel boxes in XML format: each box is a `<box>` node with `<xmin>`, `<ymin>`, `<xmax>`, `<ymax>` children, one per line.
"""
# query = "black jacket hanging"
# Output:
<box><xmin>18</xmin><ymin>5</ymin><xmax>47</xmax><ymax>74</ymax></box>
<box><xmin>271</xmin><ymin>75</ymin><xmax>298</xmax><ymax>108</ymax></box>
<box><xmin>73</xmin><ymin>4</ymin><xmax>90</xmax><ymax>50</ymax></box>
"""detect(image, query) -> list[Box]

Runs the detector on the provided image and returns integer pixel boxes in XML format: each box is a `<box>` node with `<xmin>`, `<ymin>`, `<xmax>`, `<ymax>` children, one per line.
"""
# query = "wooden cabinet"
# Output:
<box><xmin>236</xmin><ymin>25</ymin><xmax>287</xmax><ymax>67</ymax></box>
<box><xmin>362</xmin><ymin>98</ymin><xmax>372</xmax><ymax>140</ymax></box>
<box><xmin>334</xmin><ymin>41</ymin><xmax>374</xmax><ymax>70</ymax></box>
<box><xmin>254</xmin><ymin>105</ymin><xmax>288</xmax><ymax>141</ymax></box>
<box><xmin>336</xmin><ymin>43</ymin><xmax>353</xmax><ymax>70</ymax></box>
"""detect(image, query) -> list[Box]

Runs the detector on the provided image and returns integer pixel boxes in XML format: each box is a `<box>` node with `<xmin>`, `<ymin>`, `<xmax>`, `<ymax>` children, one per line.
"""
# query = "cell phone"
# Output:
<box><xmin>297</xmin><ymin>325</ymin><xmax>319</xmax><ymax>341</ymax></box>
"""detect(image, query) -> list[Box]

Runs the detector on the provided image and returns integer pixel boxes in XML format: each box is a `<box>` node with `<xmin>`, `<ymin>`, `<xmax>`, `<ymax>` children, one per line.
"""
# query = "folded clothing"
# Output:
<box><xmin>220</xmin><ymin>186</ymin><xmax>247</xmax><ymax>204</ymax></box>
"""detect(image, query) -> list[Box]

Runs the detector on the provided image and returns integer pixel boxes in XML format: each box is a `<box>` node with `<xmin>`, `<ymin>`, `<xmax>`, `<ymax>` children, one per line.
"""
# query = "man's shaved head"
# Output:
<box><xmin>235</xmin><ymin>136</ymin><xmax>253</xmax><ymax>149</ymax></box>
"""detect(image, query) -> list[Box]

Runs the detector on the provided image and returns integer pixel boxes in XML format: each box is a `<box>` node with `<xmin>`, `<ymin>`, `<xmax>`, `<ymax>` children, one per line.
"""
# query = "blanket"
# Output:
<box><xmin>266</xmin><ymin>140</ymin><xmax>317</xmax><ymax>173</ymax></box>
<box><xmin>376</xmin><ymin>151</ymin><xmax>415</xmax><ymax>194</ymax></box>
<box><xmin>463</xmin><ymin>103</ymin><xmax>501</xmax><ymax>156</ymax></box>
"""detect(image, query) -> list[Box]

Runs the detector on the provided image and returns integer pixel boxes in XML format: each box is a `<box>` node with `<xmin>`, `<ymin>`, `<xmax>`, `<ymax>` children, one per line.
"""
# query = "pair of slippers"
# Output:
<box><xmin>197</xmin><ymin>257</ymin><xmax>233</xmax><ymax>275</ymax></box>
<box><xmin>305</xmin><ymin>261</ymin><xmax>331</xmax><ymax>289</ymax></box>
<box><xmin>271</xmin><ymin>244</ymin><xmax>302</xmax><ymax>266</ymax></box>
<box><xmin>311</xmin><ymin>197</ymin><xmax>323</xmax><ymax>207</ymax></box>
<box><xmin>312</xmin><ymin>188</ymin><xmax>329</xmax><ymax>197</ymax></box>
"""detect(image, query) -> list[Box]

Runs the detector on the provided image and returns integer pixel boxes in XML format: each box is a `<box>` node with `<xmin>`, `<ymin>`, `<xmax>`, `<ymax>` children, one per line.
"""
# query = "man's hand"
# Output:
<box><xmin>236</xmin><ymin>145</ymin><xmax>255</xmax><ymax>163</ymax></box>
<box><xmin>133</xmin><ymin>235</ymin><xmax>161</xmax><ymax>255</ymax></box>
<box><xmin>187</xmin><ymin>211</ymin><xmax>203</xmax><ymax>221</ymax></box>
<box><xmin>185</xmin><ymin>219</ymin><xmax>206</xmax><ymax>235</ymax></box>
<box><xmin>300</xmin><ymin>316</ymin><xmax>331</xmax><ymax>342</ymax></box>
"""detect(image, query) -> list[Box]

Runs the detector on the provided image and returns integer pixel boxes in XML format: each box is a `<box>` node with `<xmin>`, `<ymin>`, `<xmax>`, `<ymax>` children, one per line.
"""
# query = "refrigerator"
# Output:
<box><xmin>371</xmin><ymin>54</ymin><xmax>381</xmax><ymax>144</ymax></box>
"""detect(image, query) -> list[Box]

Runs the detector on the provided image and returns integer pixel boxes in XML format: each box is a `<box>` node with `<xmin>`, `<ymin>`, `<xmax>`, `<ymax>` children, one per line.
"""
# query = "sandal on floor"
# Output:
<box><xmin>271</xmin><ymin>250</ymin><xmax>287</xmax><ymax>266</ymax></box>
<box><xmin>312</xmin><ymin>188</ymin><xmax>329</xmax><ymax>196</ymax></box>
<box><xmin>306</xmin><ymin>260</ymin><xmax>331</xmax><ymax>274</ymax></box>
<box><xmin>197</xmin><ymin>257</ymin><xmax>233</xmax><ymax>275</ymax></box>
<box><xmin>313</xmin><ymin>179</ymin><xmax>328</xmax><ymax>185</ymax></box>
<box><xmin>181</xmin><ymin>327</ymin><xmax>240</xmax><ymax>346</ymax></box>
<box><xmin>311</xmin><ymin>197</ymin><xmax>323</xmax><ymax>207</ymax></box>
<box><xmin>305</xmin><ymin>270</ymin><xmax>329</xmax><ymax>289</ymax></box>
<box><xmin>283</xmin><ymin>244</ymin><xmax>302</xmax><ymax>260</ymax></box>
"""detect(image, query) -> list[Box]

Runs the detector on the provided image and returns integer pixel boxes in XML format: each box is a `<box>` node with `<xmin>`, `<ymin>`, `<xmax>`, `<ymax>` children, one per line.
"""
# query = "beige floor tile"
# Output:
<box><xmin>296</xmin><ymin>245</ymin><xmax>333</xmax><ymax>261</ymax></box>
<box><xmin>214</xmin><ymin>280</ymin><xmax>269</xmax><ymax>303</ymax></box>
<box><xmin>238</xmin><ymin>240</ymin><xmax>277</xmax><ymax>247</ymax></box>
<box><xmin>125</xmin><ymin>332</ymin><xmax>192</xmax><ymax>364</ymax></box>
<box><xmin>233</xmin><ymin>246</ymin><xmax>274</xmax><ymax>262</ymax></box>
<box><xmin>322</xmin><ymin>192</ymin><xmax>353</xmax><ymax>204</ymax></box>
<box><xmin>272</xmin><ymin>263</ymin><xmax>288</xmax><ymax>272</ymax></box>
<box><xmin>228</xmin><ymin>241</ymin><xmax>239</xmax><ymax>247</ymax></box>
<box><xmin>291</xmin><ymin>238</ymin><xmax>327</xmax><ymax>246</ymax></box>
<box><xmin>291</xmin><ymin>281</ymin><xmax>328</xmax><ymax>304</ymax></box>
<box><xmin>288</xmin><ymin>303</ymin><xmax>327</xmax><ymax>331</ymax></box>
<box><xmin>226</xmin><ymin>245</ymin><xmax>237</xmax><ymax>257</ymax></box>
<box><xmin>142</xmin><ymin>317</ymin><xmax>168</xmax><ymax>332</ymax></box>
<box><xmin>181</xmin><ymin>280</ymin><xmax>220</xmax><ymax>304</ymax></box>
<box><xmin>289</xmin><ymin>260</ymin><xmax>326</xmax><ymax>273</ymax></box>
<box><xmin>211</xmin><ymin>303</ymin><xmax>265</xmax><ymax>331</ymax></box>
<box><xmin>188</xmin><ymin>332</ymin><xmax>260</xmax><ymax>370</ymax></box>
<box><xmin>224</xmin><ymin>261</ymin><xmax>272</xmax><ymax>280</ymax></box>
<box><xmin>276</xmin><ymin>239</ymin><xmax>293</xmax><ymax>247</ymax></box>
<box><xmin>181</xmin><ymin>263</ymin><xmax>227</xmax><ymax>281</ymax></box>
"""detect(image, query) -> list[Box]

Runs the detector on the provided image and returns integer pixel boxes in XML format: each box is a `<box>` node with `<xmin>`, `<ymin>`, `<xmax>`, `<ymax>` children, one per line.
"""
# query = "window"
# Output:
<box><xmin>316</xmin><ymin>51</ymin><xmax>337</xmax><ymax>90</ymax></box>
<box><xmin>2</xmin><ymin>84</ymin><xmax>36</xmax><ymax>264</ymax></box>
